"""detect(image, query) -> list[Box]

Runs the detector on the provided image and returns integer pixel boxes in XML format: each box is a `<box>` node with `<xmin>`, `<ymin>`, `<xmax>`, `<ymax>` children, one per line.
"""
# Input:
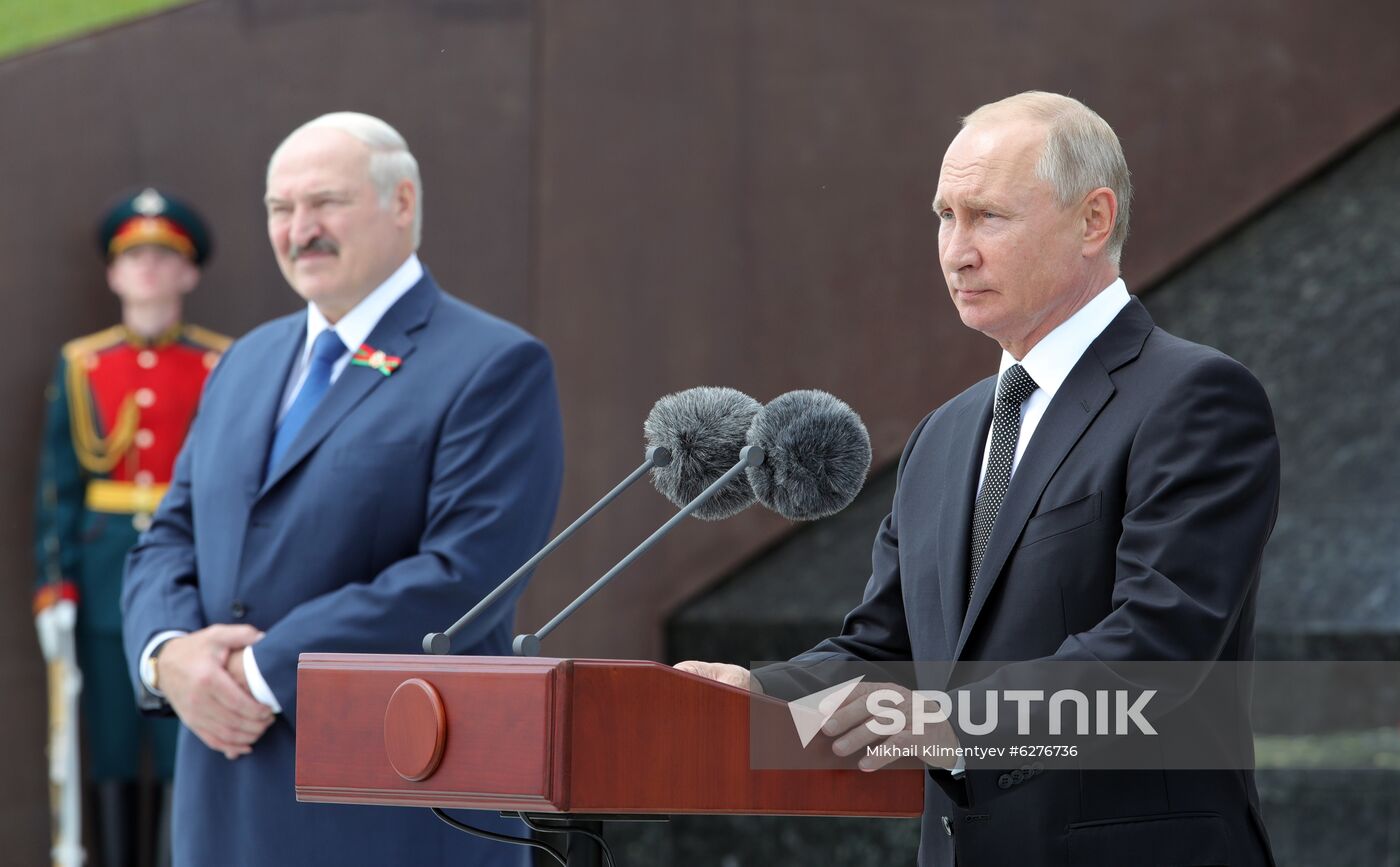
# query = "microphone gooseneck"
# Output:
<box><xmin>430</xmin><ymin>385</ymin><xmax>870</xmax><ymax>659</ymax></box>
<box><xmin>516</xmin><ymin>444</ymin><xmax>765</xmax><ymax>655</ymax></box>
<box><xmin>422</xmin><ymin>445</ymin><xmax>673</xmax><ymax>654</ymax></box>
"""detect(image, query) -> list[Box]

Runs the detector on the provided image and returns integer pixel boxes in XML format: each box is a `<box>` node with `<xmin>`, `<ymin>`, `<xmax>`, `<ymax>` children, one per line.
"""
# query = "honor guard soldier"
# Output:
<box><xmin>33</xmin><ymin>188</ymin><xmax>230</xmax><ymax>867</ymax></box>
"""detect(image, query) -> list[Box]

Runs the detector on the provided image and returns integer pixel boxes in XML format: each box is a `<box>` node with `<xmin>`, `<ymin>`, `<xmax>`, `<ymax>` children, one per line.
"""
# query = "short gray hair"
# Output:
<box><xmin>268</xmin><ymin>111</ymin><xmax>423</xmax><ymax>249</ymax></box>
<box><xmin>963</xmin><ymin>92</ymin><xmax>1132</xmax><ymax>265</ymax></box>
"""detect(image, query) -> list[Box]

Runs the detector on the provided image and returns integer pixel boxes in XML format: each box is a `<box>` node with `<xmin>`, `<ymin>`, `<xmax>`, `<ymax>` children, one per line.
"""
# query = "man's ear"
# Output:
<box><xmin>177</xmin><ymin>260</ymin><xmax>200</xmax><ymax>295</ymax></box>
<box><xmin>1080</xmin><ymin>187</ymin><xmax>1117</xmax><ymax>257</ymax></box>
<box><xmin>394</xmin><ymin>180</ymin><xmax>416</xmax><ymax>230</ymax></box>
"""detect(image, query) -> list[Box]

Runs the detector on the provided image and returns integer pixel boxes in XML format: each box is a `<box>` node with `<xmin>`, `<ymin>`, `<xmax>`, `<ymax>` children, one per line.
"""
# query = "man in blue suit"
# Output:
<box><xmin>122</xmin><ymin>112</ymin><xmax>564</xmax><ymax>866</ymax></box>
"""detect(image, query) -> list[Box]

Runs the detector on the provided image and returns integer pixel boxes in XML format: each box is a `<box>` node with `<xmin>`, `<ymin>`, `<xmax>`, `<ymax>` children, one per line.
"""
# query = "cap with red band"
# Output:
<box><xmin>109</xmin><ymin>215</ymin><xmax>197</xmax><ymax>260</ymax></box>
<box><xmin>98</xmin><ymin>187</ymin><xmax>212</xmax><ymax>265</ymax></box>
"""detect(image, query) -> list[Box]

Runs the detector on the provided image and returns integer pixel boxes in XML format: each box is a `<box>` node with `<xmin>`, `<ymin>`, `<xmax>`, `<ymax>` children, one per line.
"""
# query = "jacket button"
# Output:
<box><xmin>997</xmin><ymin>773</ymin><xmax>1013</xmax><ymax>789</ymax></box>
<box><xmin>942</xmin><ymin>815</ymin><xmax>954</xmax><ymax>837</ymax></box>
<box><xmin>1031</xmin><ymin>762</ymin><xmax>1045</xmax><ymax>775</ymax></box>
<box><xmin>231</xmin><ymin>601</ymin><xmax>247</xmax><ymax>618</ymax></box>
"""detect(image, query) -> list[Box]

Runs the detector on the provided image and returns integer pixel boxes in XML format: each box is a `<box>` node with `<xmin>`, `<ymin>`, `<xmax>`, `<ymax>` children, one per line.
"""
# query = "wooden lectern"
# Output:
<box><xmin>296</xmin><ymin>654</ymin><xmax>922</xmax><ymax>853</ymax></box>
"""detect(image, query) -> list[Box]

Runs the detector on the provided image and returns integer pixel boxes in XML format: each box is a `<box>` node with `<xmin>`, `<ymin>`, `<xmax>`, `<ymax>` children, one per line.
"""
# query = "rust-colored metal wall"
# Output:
<box><xmin>2</xmin><ymin>1</ymin><xmax>1398</xmax><ymax>859</ymax></box>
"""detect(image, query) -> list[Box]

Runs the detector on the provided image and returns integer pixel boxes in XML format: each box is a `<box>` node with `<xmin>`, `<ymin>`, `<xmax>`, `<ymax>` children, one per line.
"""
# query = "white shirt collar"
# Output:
<box><xmin>304</xmin><ymin>253</ymin><xmax>424</xmax><ymax>358</ymax></box>
<box><xmin>997</xmin><ymin>278</ymin><xmax>1131</xmax><ymax>399</ymax></box>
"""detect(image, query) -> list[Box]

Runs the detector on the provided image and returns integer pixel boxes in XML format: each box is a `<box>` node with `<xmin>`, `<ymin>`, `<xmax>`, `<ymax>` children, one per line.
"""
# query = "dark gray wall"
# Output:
<box><xmin>1147</xmin><ymin>118</ymin><xmax>1400</xmax><ymax>660</ymax></box>
<box><xmin>1140</xmin><ymin>114</ymin><xmax>1400</xmax><ymax>866</ymax></box>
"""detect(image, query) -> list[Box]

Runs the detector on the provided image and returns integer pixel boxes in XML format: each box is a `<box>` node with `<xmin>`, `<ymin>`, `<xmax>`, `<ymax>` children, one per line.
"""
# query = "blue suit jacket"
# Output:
<box><xmin>122</xmin><ymin>272</ymin><xmax>563</xmax><ymax>866</ymax></box>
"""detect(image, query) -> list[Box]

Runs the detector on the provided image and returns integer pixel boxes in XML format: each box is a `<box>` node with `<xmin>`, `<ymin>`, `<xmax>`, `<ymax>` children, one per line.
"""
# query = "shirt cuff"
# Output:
<box><xmin>243</xmin><ymin>647</ymin><xmax>283</xmax><ymax>714</ymax></box>
<box><xmin>949</xmin><ymin>755</ymin><xmax>966</xmax><ymax>777</ymax></box>
<box><xmin>140</xmin><ymin>631</ymin><xmax>189</xmax><ymax>695</ymax></box>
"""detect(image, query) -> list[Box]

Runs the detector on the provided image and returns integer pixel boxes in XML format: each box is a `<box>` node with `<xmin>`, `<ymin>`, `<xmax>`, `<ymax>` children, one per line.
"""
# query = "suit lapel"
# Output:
<box><xmin>239</xmin><ymin>315</ymin><xmax>306</xmax><ymax>499</ymax></box>
<box><xmin>938</xmin><ymin>382</ymin><xmax>994</xmax><ymax>658</ymax></box>
<box><xmin>257</xmin><ymin>274</ymin><xmax>437</xmax><ymax>498</ymax></box>
<box><xmin>954</xmin><ymin>299</ymin><xmax>1154</xmax><ymax>660</ymax></box>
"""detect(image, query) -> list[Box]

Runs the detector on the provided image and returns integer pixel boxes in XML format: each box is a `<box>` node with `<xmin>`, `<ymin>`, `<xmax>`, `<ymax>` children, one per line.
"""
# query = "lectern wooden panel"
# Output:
<box><xmin>295</xmin><ymin>654</ymin><xmax>922</xmax><ymax>817</ymax></box>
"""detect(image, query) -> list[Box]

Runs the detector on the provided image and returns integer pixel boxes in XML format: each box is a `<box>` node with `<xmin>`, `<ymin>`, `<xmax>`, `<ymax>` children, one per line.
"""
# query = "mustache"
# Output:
<box><xmin>290</xmin><ymin>236</ymin><xmax>339</xmax><ymax>261</ymax></box>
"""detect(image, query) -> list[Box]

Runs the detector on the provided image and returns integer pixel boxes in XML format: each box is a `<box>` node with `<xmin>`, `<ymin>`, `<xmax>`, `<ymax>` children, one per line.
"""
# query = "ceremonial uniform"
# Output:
<box><xmin>37</xmin><ymin>323</ymin><xmax>230</xmax><ymax>778</ymax></box>
<box><xmin>33</xmin><ymin>188</ymin><xmax>225</xmax><ymax>867</ymax></box>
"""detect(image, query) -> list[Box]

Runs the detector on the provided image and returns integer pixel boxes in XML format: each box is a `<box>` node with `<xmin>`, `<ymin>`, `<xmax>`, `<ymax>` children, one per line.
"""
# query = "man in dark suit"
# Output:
<box><xmin>679</xmin><ymin>92</ymin><xmax>1279</xmax><ymax>866</ymax></box>
<box><xmin>121</xmin><ymin>112</ymin><xmax>564</xmax><ymax>866</ymax></box>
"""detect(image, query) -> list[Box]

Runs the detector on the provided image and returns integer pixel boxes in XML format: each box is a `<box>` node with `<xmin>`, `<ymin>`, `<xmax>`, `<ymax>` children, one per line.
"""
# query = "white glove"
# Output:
<box><xmin>35</xmin><ymin>599</ymin><xmax>77</xmax><ymax>662</ymax></box>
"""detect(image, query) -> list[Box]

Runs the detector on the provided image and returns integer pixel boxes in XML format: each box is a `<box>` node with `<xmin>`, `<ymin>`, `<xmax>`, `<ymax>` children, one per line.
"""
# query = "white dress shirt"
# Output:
<box><xmin>950</xmin><ymin>278</ymin><xmax>1130</xmax><ymax>775</ymax></box>
<box><xmin>140</xmin><ymin>254</ymin><xmax>425</xmax><ymax>713</ymax></box>
<box><xmin>274</xmin><ymin>254</ymin><xmax>424</xmax><ymax>423</ymax></box>
<box><xmin>975</xmin><ymin>278</ymin><xmax>1131</xmax><ymax>491</ymax></box>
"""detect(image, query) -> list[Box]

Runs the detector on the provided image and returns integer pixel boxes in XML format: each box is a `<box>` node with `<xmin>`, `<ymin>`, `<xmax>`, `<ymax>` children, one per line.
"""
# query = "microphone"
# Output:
<box><xmin>645</xmin><ymin>386</ymin><xmax>763</xmax><ymax>520</ymax></box>
<box><xmin>425</xmin><ymin>386</ymin><xmax>760</xmax><ymax>655</ymax></box>
<box><xmin>745</xmin><ymin>389</ymin><xmax>872</xmax><ymax>520</ymax></box>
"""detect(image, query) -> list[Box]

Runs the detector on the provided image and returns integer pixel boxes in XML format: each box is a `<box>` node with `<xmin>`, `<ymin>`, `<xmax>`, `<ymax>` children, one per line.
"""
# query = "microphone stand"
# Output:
<box><xmin>507</xmin><ymin>445</ymin><xmax>764</xmax><ymax>865</ymax></box>
<box><xmin>426</xmin><ymin>444</ymin><xmax>765</xmax><ymax>867</ymax></box>
<box><xmin>425</xmin><ymin>442</ymin><xmax>673</xmax><ymax>866</ymax></box>
<box><xmin>512</xmin><ymin>444</ymin><xmax>764</xmax><ymax>657</ymax></box>
<box><xmin>422</xmin><ymin>446</ymin><xmax>673</xmax><ymax>655</ymax></box>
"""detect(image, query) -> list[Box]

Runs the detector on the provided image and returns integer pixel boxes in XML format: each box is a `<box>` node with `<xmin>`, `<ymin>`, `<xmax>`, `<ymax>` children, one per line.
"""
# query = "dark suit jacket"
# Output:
<box><xmin>121</xmin><ymin>272</ymin><xmax>564</xmax><ymax>867</ymax></box>
<box><xmin>762</xmin><ymin>299</ymin><xmax>1280</xmax><ymax>867</ymax></box>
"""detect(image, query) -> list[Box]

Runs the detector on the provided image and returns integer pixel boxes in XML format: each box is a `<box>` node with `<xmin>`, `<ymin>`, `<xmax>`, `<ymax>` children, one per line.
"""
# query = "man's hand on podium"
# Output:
<box><xmin>674</xmin><ymin>661</ymin><xmax>758</xmax><ymax>692</ymax></box>
<box><xmin>821</xmin><ymin>682</ymin><xmax>959</xmax><ymax>771</ymax></box>
<box><xmin>158</xmin><ymin>625</ymin><xmax>276</xmax><ymax>760</ymax></box>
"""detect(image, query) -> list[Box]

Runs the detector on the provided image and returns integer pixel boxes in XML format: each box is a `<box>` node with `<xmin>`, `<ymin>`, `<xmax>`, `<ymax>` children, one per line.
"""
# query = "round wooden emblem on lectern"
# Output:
<box><xmin>383</xmin><ymin>678</ymin><xmax>447</xmax><ymax>782</ymax></box>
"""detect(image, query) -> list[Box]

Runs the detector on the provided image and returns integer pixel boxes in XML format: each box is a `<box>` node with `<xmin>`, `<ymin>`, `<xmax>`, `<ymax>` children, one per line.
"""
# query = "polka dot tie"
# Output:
<box><xmin>968</xmin><ymin>363</ymin><xmax>1038</xmax><ymax>600</ymax></box>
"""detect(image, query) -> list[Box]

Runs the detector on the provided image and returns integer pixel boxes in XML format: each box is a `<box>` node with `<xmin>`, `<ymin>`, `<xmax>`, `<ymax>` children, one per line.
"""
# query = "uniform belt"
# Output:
<box><xmin>85</xmin><ymin>480</ymin><xmax>169</xmax><ymax>514</ymax></box>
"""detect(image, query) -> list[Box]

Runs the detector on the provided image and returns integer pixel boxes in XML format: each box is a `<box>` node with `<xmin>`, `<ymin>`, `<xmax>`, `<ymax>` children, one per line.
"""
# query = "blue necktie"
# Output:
<box><xmin>265</xmin><ymin>329</ymin><xmax>347</xmax><ymax>478</ymax></box>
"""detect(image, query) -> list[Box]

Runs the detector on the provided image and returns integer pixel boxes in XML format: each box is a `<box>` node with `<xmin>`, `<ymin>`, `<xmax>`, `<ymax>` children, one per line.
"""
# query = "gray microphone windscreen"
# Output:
<box><xmin>746</xmin><ymin>389</ymin><xmax>872</xmax><ymax>521</ymax></box>
<box><xmin>645</xmin><ymin>387</ymin><xmax>762</xmax><ymax>521</ymax></box>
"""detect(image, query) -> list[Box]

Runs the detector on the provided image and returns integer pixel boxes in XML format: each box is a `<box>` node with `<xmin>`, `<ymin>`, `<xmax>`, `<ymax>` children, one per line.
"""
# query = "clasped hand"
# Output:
<box><xmin>158</xmin><ymin>625</ymin><xmax>275</xmax><ymax>760</ymax></box>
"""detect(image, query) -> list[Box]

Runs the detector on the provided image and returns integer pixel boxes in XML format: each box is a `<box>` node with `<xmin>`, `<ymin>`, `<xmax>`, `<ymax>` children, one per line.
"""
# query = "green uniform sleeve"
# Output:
<box><xmin>34</xmin><ymin>355</ymin><xmax>87</xmax><ymax>593</ymax></box>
